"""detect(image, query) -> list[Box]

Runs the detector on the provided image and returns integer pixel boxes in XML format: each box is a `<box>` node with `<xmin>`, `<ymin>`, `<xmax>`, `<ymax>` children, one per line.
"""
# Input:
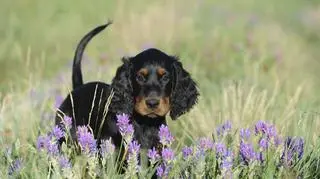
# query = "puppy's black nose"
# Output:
<box><xmin>146</xmin><ymin>99</ymin><xmax>160</xmax><ymax>109</ymax></box>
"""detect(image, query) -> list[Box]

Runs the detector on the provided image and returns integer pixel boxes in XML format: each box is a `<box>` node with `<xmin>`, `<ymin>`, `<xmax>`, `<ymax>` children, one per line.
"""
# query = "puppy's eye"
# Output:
<box><xmin>136</xmin><ymin>74</ymin><xmax>146</xmax><ymax>82</ymax></box>
<box><xmin>161</xmin><ymin>74</ymin><xmax>170</xmax><ymax>82</ymax></box>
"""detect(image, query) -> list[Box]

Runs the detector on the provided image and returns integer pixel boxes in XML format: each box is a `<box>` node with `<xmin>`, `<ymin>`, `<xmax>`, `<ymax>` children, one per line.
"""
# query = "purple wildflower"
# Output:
<box><xmin>126</xmin><ymin>140</ymin><xmax>141</xmax><ymax>176</ymax></box>
<box><xmin>221</xmin><ymin>149</ymin><xmax>233</xmax><ymax>173</ymax></box>
<box><xmin>156</xmin><ymin>164</ymin><xmax>171</xmax><ymax>178</ymax></box>
<box><xmin>159</xmin><ymin>124</ymin><xmax>174</xmax><ymax>146</ymax></box>
<box><xmin>287</xmin><ymin>137</ymin><xmax>304</xmax><ymax>158</ymax></box>
<box><xmin>128</xmin><ymin>140</ymin><xmax>140</xmax><ymax>155</ymax></box>
<box><xmin>47</xmin><ymin>142</ymin><xmax>59</xmax><ymax>156</ymax></box>
<box><xmin>63</xmin><ymin>116</ymin><xmax>72</xmax><ymax>129</ymax></box>
<box><xmin>37</xmin><ymin>135</ymin><xmax>51</xmax><ymax>150</ymax></box>
<box><xmin>116</xmin><ymin>113</ymin><xmax>130</xmax><ymax>126</ymax></box>
<box><xmin>254</xmin><ymin>121</ymin><xmax>279</xmax><ymax>140</ymax></box>
<box><xmin>281</xmin><ymin>136</ymin><xmax>304</xmax><ymax>167</ymax></box>
<box><xmin>255</xmin><ymin>152</ymin><xmax>264</xmax><ymax>163</ymax></box>
<box><xmin>156</xmin><ymin>165</ymin><xmax>165</xmax><ymax>177</ymax></box>
<box><xmin>215</xmin><ymin>142</ymin><xmax>227</xmax><ymax>157</ymax></box>
<box><xmin>240</xmin><ymin>128</ymin><xmax>251</xmax><ymax>141</ymax></box>
<box><xmin>161</xmin><ymin>148</ymin><xmax>175</xmax><ymax>163</ymax></box>
<box><xmin>147</xmin><ymin>147</ymin><xmax>160</xmax><ymax>164</ymax></box>
<box><xmin>77</xmin><ymin>126</ymin><xmax>97</xmax><ymax>155</ymax></box>
<box><xmin>58</xmin><ymin>156</ymin><xmax>72</xmax><ymax>169</ymax></box>
<box><xmin>8</xmin><ymin>158</ymin><xmax>23</xmax><ymax>176</ymax></box>
<box><xmin>197</xmin><ymin>137</ymin><xmax>214</xmax><ymax>151</ymax></box>
<box><xmin>51</xmin><ymin>125</ymin><xmax>65</xmax><ymax>140</ymax></box>
<box><xmin>221</xmin><ymin>159</ymin><xmax>233</xmax><ymax>170</ymax></box>
<box><xmin>239</xmin><ymin>141</ymin><xmax>256</xmax><ymax>164</ymax></box>
<box><xmin>194</xmin><ymin>146</ymin><xmax>206</xmax><ymax>160</ymax></box>
<box><xmin>117</xmin><ymin>113</ymin><xmax>130</xmax><ymax>126</ymax></box>
<box><xmin>266</xmin><ymin>124</ymin><xmax>277</xmax><ymax>139</ymax></box>
<box><xmin>255</xmin><ymin>120</ymin><xmax>268</xmax><ymax>135</ymax></box>
<box><xmin>216</xmin><ymin>120</ymin><xmax>232</xmax><ymax>137</ymax></box>
<box><xmin>36</xmin><ymin>135</ymin><xmax>59</xmax><ymax>156</ymax></box>
<box><xmin>259</xmin><ymin>137</ymin><xmax>269</xmax><ymax>150</ymax></box>
<box><xmin>100</xmin><ymin>139</ymin><xmax>115</xmax><ymax>158</ymax></box>
<box><xmin>116</xmin><ymin>114</ymin><xmax>134</xmax><ymax>143</ymax></box>
<box><xmin>223</xmin><ymin>120</ymin><xmax>232</xmax><ymax>130</ymax></box>
<box><xmin>182</xmin><ymin>146</ymin><xmax>193</xmax><ymax>159</ymax></box>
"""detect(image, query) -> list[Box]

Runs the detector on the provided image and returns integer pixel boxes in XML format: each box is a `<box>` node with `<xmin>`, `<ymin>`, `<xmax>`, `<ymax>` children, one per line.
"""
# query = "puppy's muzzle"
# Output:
<box><xmin>145</xmin><ymin>98</ymin><xmax>160</xmax><ymax>109</ymax></box>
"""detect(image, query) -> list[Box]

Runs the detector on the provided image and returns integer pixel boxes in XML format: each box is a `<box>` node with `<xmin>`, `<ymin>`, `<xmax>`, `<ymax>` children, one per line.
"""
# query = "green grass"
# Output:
<box><xmin>1</xmin><ymin>0</ymin><xmax>320</xmax><ymax>178</ymax></box>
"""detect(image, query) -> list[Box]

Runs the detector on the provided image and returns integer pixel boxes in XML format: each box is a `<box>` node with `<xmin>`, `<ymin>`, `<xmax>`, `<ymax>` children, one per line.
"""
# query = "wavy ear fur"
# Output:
<box><xmin>170</xmin><ymin>58</ymin><xmax>199</xmax><ymax>120</ymax></box>
<box><xmin>110</xmin><ymin>57</ymin><xmax>134</xmax><ymax>115</ymax></box>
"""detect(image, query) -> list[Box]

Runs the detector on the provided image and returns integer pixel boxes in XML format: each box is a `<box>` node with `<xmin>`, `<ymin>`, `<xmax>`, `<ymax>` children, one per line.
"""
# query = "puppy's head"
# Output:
<box><xmin>111</xmin><ymin>48</ymin><xmax>199</xmax><ymax>120</ymax></box>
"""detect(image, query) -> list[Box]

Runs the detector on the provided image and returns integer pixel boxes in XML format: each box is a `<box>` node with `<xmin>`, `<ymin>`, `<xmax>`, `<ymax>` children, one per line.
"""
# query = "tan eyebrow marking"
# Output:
<box><xmin>157</xmin><ymin>67</ymin><xmax>166</xmax><ymax>76</ymax></box>
<box><xmin>138</xmin><ymin>68</ymin><xmax>148</xmax><ymax>76</ymax></box>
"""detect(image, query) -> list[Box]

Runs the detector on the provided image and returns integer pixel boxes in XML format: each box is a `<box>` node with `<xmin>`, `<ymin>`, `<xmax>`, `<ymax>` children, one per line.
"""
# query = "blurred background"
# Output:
<box><xmin>1</xmin><ymin>0</ymin><xmax>320</xmax><ymax>148</ymax></box>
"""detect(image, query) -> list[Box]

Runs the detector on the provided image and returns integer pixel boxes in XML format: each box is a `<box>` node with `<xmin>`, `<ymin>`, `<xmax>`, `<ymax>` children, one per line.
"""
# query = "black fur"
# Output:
<box><xmin>72</xmin><ymin>22</ymin><xmax>112</xmax><ymax>89</ymax></box>
<box><xmin>170</xmin><ymin>59</ymin><xmax>199</xmax><ymax>120</ymax></box>
<box><xmin>55</xmin><ymin>23</ymin><xmax>199</xmax><ymax>152</ymax></box>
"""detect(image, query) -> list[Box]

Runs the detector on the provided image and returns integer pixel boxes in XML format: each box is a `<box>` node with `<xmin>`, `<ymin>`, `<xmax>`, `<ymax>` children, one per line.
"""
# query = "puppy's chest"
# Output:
<box><xmin>133</xmin><ymin>124</ymin><xmax>160</xmax><ymax>149</ymax></box>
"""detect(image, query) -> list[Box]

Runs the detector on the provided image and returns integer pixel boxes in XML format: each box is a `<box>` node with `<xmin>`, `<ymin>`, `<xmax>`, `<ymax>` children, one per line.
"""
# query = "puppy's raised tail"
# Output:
<box><xmin>72</xmin><ymin>21</ymin><xmax>112</xmax><ymax>89</ymax></box>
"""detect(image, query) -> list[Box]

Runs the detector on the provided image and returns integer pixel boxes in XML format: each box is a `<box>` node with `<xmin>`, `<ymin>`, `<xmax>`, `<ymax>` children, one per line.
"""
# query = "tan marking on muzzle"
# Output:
<box><xmin>134</xmin><ymin>97</ymin><xmax>170</xmax><ymax>118</ymax></box>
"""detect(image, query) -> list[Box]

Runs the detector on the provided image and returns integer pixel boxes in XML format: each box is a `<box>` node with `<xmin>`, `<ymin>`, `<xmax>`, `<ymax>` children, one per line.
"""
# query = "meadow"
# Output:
<box><xmin>1</xmin><ymin>0</ymin><xmax>320</xmax><ymax>178</ymax></box>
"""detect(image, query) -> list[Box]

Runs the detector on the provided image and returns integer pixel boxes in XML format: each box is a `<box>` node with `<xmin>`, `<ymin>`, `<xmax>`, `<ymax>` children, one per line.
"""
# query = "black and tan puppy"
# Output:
<box><xmin>55</xmin><ymin>22</ymin><xmax>199</xmax><ymax>150</ymax></box>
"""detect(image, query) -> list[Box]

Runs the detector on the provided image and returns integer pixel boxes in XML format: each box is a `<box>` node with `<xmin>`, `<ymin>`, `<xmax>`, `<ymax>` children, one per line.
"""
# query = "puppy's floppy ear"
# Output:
<box><xmin>170</xmin><ymin>57</ymin><xmax>199</xmax><ymax>120</ymax></box>
<box><xmin>110</xmin><ymin>57</ymin><xmax>134</xmax><ymax>115</ymax></box>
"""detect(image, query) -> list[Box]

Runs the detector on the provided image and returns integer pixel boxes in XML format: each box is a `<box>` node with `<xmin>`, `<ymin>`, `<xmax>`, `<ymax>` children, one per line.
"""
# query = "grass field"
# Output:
<box><xmin>1</xmin><ymin>0</ymin><xmax>320</xmax><ymax>178</ymax></box>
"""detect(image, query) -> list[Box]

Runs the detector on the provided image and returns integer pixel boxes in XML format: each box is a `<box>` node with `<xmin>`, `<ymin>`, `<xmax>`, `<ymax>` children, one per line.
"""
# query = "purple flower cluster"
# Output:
<box><xmin>62</xmin><ymin>116</ymin><xmax>72</xmax><ymax>129</ymax></box>
<box><xmin>33</xmin><ymin>115</ymin><xmax>306</xmax><ymax>178</ymax></box>
<box><xmin>182</xmin><ymin>146</ymin><xmax>193</xmax><ymax>159</ymax></box>
<box><xmin>156</xmin><ymin>164</ymin><xmax>166</xmax><ymax>177</ymax></box>
<box><xmin>237</xmin><ymin>121</ymin><xmax>284</xmax><ymax>164</ymax></box>
<box><xmin>37</xmin><ymin>125</ymin><xmax>65</xmax><ymax>156</ymax></box>
<box><xmin>77</xmin><ymin>126</ymin><xmax>97</xmax><ymax>155</ymax></box>
<box><xmin>128</xmin><ymin>140</ymin><xmax>140</xmax><ymax>155</ymax></box>
<box><xmin>259</xmin><ymin>137</ymin><xmax>269</xmax><ymax>150</ymax></box>
<box><xmin>156</xmin><ymin>163</ymin><xmax>173</xmax><ymax>178</ymax></box>
<box><xmin>114</xmin><ymin>114</ymin><xmax>141</xmax><ymax>176</ymax></box>
<box><xmin>50</xmin><ymin>125</ymin><xmax>65</xmax><ymax>140</ymax></box>
<box><xmin>156</xmin><ymin>147</ymin><xmax>175</xmax><ymax>177</ymax></box>
<box><xmin>161</xmin><ymin>148</ymin><xmax>175</xmax><ymax>163</ymax></box>
<box><xmin>240</xmin><ymin>128</ymin><xmax>251</xmax><ymax>141</ymax></box>
<box><xmin>37</xmin><ymin>135</ymin><xmax>59</xmax><ymax>156</ymax></box>
<box><xmin>255</xmin><ymin>120</ymin><xmax>268</xmax><ymax>135</ymax></box>
<box><xmin>159</xmin><ymin>124</ymin><xmax>174</xmax><ymax>146</ymax></box>
<box><xmin>237</xmin><ymin>121</ymin><xmax>305</xmax><ymax>169</ymax></box>
<box><xmin>197</xmin><ymin>137</ymin><xmax>214</xmax><ymax>151</ymax></box>
<box><xmin>147</xmin><ymin>147</ymin><xmax>160</xmax><ymax>164</ymax></box>
<box><xmin>216</xmin><ymin>120</ymin><xmax>232</xmax><ymax>137</ymax></box>
<box><xmin>116</xmin><ymin>114</ymin><xmax>134</xmax><ymax>144</ymax></box>
<box><xmin>281</xmin><ymin>136</ymin><xmax>304</xmax><ymax>167</ymax></box>
<box><xmin>239</xmin><ymin>140</ymin><xmax>256</xmax><ymax>163</ymax></box>
<box><xmin>36</xmin><ymin>116</ymin><xmax>74</xmax><ymax>171</ymax></box>
<box><xmin>255</xmin><ymin>120</ymin><xmax>278</xmax><ymax>140</ymax></box>
<box><xmin>215</xmin><ymin>142</ymin><xmax>227</xmax><ymax>157</ymax></box>
<box><xmin>155</xmin><ymin>125</ymin><xmax>176</xmax><ymax>178</ymax></box>
<box><xmin>126</xmin><ymin>140</ymin><xmax>141</xmax><ymax>176</ymax></box>
<box><xmin>220</xmin><ymin>149</ymin><xmax>233</xmax><ymax>176</ymax></box>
